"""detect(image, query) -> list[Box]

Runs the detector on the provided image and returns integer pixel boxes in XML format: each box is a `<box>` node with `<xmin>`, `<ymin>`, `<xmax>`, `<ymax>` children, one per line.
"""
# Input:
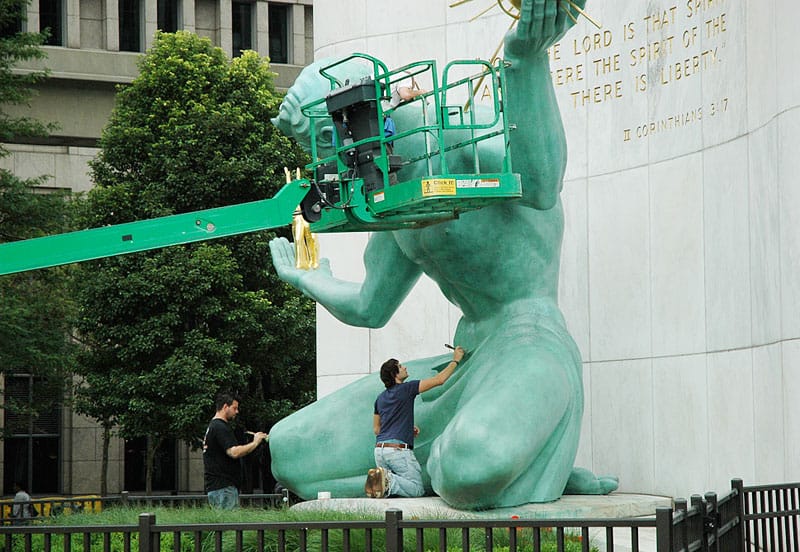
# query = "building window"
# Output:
<box><xmin>3</xmin><ymin>374</ymin><xmax>61</xmax><ymax>494</ymax></box>
<box><xmin>0</xmin><ymin>8</ymin><xmax>23</xmax><ymax>38</ymax></box>
<box><xmin>232</xmin><ymin>1</ymin><xmax>252</xmax><ymax>57</ymax></box>
<box><xmin>124</xmin><ymin>437</ymin><xmax>177</xmax><ymax>492</ymax></box>
<box><xmin>268</xmin><ymin>3</ymin><xmax>288</xmax><ymax>64</ymax></box>
<box><xmin>119</xmin><ymin>0</ymin><xmax>142</xmax><ymax>52</ymax></box>
<box><xmin>157</xmin><ymin>0</ymin><xmax>179</xmax><ymax>33</ymax></box>
<box><xmin>39</xmin><ymin>0</ymin><xmax>63</xmax><ymax>45</ymax></box>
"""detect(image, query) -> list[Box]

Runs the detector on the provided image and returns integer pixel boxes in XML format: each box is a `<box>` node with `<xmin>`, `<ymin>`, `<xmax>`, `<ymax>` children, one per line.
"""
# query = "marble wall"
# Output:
<box><xmin>310</xmin><ymin>0</ymin><xmax>800</xmax><ymax>501</ymax></box>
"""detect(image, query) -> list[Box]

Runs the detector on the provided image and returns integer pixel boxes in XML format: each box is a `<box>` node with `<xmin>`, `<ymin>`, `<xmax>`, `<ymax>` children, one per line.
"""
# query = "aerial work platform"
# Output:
<box><xmin>0</xmin><ymin>54</ymin><xmax>521</xmax><ymax>275</ymax></box>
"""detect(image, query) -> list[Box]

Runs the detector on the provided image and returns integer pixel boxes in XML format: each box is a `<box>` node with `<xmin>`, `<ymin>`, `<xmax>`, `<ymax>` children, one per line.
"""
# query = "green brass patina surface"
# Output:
<box><xmin>268</xmin><ymin>0</ymin><xmax>618</xmax><ymax>510</ymax></box>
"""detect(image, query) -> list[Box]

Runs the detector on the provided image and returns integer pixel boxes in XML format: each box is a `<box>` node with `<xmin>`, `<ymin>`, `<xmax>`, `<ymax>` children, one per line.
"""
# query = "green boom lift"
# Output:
<box><xmin>0</xmin><ymin>54</ymin><xmax>521</xmax><ymax>276</ymax></box>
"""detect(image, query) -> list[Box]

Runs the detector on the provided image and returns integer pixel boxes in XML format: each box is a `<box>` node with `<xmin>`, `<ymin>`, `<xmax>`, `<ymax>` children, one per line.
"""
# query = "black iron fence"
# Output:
<box><xmin>659</xmin><ymin>485</ymin><xmax>743</xmax><ymax>551</ymax></box>
<box><xmin>738</xmin><ymin>479</ymin><xmax>800</xmax><ymax>551</ymax></box>
<box><xmin>0</xmin><ymin>479</ymin><xmax>797</xmax><ymax>551</ymax></box>
<box><xmin>2</xmin><ymin>510</ymin><xmax>656</xmax><ymax>552</ymax></box>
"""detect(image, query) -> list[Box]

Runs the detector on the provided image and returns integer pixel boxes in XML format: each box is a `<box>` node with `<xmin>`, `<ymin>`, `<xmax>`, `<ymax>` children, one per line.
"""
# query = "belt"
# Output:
<box><xmin>376</xmin><ymin>442</ymin><xmax>413</xmax><ymax>450</ymax></box>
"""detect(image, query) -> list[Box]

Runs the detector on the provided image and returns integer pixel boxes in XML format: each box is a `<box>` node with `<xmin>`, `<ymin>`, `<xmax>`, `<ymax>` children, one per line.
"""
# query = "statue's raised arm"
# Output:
<box><xmin>505</xmin><ymin>0</ymin><xmax>584</xmax><ymax>58</ymax></box>
<box><xmin>503</xmin><ymin>0</ymin><xmax>585</xmax><ymax>210</ymax></box>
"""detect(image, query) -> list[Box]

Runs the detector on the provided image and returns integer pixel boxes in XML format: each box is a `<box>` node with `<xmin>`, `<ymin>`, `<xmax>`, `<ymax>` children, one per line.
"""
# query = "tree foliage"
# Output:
<box><xmin>73</xmin><ymin>31</ymin><xmax>315</xmax><ymax>492</ymax></box>
<box><xmin>0</xmin><ymin>0</ymin><xmax>74</xmax><ymax>437</ymax></box>
<box><xmin>0</xmin><ymin>0</ymin><xmax>55</xmax><ymax>143</ymax></box>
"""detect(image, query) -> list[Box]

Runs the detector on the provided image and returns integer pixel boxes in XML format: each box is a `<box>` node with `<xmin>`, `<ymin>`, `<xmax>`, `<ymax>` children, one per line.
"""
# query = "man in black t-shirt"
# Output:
<box><xmin>203</xmin><ymin>392</ymin><xmax>268</xmax><ymax>509</ymax></box>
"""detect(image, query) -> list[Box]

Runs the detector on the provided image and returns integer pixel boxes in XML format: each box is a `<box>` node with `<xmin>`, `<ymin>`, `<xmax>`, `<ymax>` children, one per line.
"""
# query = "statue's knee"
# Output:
<box><xmin>431</xmin><ymin>435</ymin><xmax>519</xmax><ymax>500</ymax></box>
<box><xmin>269</xmin><ymin>417</ymin><xmax>313</xmax><ymax>469</ymax></box>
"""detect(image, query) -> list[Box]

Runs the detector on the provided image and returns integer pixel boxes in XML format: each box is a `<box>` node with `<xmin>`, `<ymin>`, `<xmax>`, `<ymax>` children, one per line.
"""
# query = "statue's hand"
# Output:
<box><xmin>505</xmin><ymin>0</ymin><xmax>586</xmax><ymax>59</ymax></box>
<box><xmin>269</xmin><ymin>236</ymin><xmax>332</xmax><ymax>289</ymax></box>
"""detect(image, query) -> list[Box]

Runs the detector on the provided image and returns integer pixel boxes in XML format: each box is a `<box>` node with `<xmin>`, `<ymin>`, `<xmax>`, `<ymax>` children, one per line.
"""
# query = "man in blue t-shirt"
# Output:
<box><xmin>366</xmin><ymin>345</ymin><xmax>465</xmax><ymax>498</ymax></box>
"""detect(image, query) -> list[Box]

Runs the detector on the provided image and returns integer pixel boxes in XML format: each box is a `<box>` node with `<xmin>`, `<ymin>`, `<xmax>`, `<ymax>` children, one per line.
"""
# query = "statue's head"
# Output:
<box><xmin>272</xmin><ymin>57</ymin><xmax>372</xmax><ymax>158</ymax></box>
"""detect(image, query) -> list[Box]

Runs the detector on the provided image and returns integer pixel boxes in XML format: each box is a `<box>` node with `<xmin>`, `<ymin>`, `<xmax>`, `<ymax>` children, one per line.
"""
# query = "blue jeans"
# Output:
<box><xmin>207</xmin><ymin>486</ymin><xmax>239</xmax><ymax>509</ymax></box>
<box><xmin>374</xmin><ymin>447</ymin><xmax>425</xmax><ymax>497</ymax></box>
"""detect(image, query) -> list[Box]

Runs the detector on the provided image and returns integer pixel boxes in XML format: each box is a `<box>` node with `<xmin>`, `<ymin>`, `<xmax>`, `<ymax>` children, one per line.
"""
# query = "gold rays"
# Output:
<box><xmin>559</xmin><ymin>0</ymin><xmax>601</xmax><ymax>29</ymax></box>
<box><xmin>448</xmin><ymin>0</ymin><xmax>601</xmax><ymax>30</ymax></box>
<box><xmin>449</xmin><ymin>0</ymin><xmax>601</xmax><ymax>111</ymax></box>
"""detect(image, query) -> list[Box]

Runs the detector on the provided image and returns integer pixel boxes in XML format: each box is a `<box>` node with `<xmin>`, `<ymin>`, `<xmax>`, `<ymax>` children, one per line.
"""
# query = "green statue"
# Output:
<box><xmin>268</xmin><ymin>0</ymin><xmax>618</xmax><ymax>509</ymax></box>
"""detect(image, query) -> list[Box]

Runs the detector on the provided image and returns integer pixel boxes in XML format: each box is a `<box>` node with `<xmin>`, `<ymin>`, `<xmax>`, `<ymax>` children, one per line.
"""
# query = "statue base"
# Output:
<box><xmin>292</xmin><ymin>493</ymin><xmax>669</xmax><ymax>551</ymax></box>
<box><xmin>290</xmin><ymin>492</ymin><xmax>671</xmax><ymax>520</ymax></box>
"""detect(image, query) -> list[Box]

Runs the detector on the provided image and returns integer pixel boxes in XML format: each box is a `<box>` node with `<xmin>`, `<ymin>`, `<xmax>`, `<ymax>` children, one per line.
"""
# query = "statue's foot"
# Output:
<box><xmin>563</xmin><ymin>467</ymin><xmax>619</xmax><ymax>495</ymax></box>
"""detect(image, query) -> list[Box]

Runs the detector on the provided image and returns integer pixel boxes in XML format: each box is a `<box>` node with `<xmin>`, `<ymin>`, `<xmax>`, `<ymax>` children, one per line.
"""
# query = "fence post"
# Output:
<box><xmin>122</xmin><ymin>491</ymin><xmax>129</xmax><ymax>507</ymax></box>
<box><xmin>690</xmin><ymin>495</ymin><xmax>705</xmax><ymax>552</ymax></box>
<box><xmin>674</xmin><ymin>498</ymin><xmax>688</xmax><ymax>550</ymax></box>
<box><xmin>731</xmin><ymin>479</ymin><xmax>745</xmax><ymax>550</ymax></box>
<box><xmin>138</xmin><ymin>512</ymin><xmax>156</xmax><ymax>552</ymax></box>
<box><xmin>705</xmin><ymin>492</ymin><xmax>719</xmax><ymax>552</ymax></box>
<box><xmin>385</xmin><ymin>508</ymin><xmax>403</xmax><ymax>552</ymax></box>
<box><xmin>656</xmin><ymin>506</ymin><xmax>674</xmax><ymax>552</ymax></box>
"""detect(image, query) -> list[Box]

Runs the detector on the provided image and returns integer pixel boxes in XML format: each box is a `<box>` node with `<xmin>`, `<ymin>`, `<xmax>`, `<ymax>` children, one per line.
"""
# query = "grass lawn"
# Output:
<box><xmin>3</xmin><ymin>506</ymin><xmax>596</xmax><ymax>552</ymax></box>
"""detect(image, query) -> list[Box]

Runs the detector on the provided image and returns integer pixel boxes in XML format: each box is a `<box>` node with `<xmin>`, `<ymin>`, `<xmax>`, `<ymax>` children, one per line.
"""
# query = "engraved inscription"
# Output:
<box><xmin>543</xmin><ymin>0</ymin><xmax>731</xmax><ymax>142</ymax></box>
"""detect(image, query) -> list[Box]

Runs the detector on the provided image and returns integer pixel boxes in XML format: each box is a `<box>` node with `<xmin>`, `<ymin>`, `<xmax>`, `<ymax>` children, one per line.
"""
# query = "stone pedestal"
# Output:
<box><xmin>291</xmin><ymin>492</ymin><xmax>671</xmax><ymax>520</ymax></box>
<box><xmin>293</xmin><ymin>493</ymin><xmax>669</xmax><ymax>551</ymax></box>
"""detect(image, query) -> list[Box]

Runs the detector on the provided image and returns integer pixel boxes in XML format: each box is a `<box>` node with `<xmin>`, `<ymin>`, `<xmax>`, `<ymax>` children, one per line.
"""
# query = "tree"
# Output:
<box><xmin>73</xmin><ymin>31</ymin><xmax>315</xmax><ymax>494</ymax></box>
<box><xmin>0</xmin><ymin>0</ymin><xmax>56</xmax><ymax>140</ymax></box>
<box><xmin>0</xmin><ymin>0</ymin><xmax>75</xmax><ymax>465</ymax></box>
<box><xmin>70</xmin><ymin>359</ymin><xmax>121</xmax><ymax>496</ymax></box>
<box><xmin>0</xmin><ymin>182</ymin><xmax>75</xmax><ymax>444</ymax></box>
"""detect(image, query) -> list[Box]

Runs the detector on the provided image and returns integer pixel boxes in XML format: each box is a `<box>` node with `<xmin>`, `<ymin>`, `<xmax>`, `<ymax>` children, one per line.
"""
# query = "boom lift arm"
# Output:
<box><xmin>0</xmin><ymin>54</ymin><xmax>522</xmax><ymax>277</ymax></box>
<box><xmin>0</xmin><ymin>179</ymin><xmax>310</xmax><ymax>276</ymax></box>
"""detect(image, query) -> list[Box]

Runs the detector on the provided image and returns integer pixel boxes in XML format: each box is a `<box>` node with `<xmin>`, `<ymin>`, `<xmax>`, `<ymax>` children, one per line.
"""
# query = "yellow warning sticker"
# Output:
<box><xmin>421</xmin><ymin>178</ymin><xmax>457</xmax><ymax>197</ymax></box>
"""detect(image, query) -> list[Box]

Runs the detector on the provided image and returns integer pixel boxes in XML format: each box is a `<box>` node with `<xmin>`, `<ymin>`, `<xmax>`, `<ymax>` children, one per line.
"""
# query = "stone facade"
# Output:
<box><xmin>310</xmin><ymin>0</ymin><xmax>800</xmax><ymax>502</ymax></box>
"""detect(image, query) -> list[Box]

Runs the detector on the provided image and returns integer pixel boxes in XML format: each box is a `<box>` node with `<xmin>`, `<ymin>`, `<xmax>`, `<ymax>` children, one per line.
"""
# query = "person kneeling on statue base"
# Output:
<box><xmin>365</xmin><ymin>346</ymin><xmax>465</xmax><ymax>498</ymax></box>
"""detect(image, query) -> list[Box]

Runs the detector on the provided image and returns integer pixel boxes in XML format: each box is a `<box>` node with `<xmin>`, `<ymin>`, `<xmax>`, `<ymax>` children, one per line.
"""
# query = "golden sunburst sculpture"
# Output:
<box><xmin>450</xmin><ymin>0</ymin><xmax>600</xmax><ymax>28</ymax></box>
<box><xmin>449</xmin><ymin>0</ymin><xmax>600</xmax><ymax>109</ymax></box>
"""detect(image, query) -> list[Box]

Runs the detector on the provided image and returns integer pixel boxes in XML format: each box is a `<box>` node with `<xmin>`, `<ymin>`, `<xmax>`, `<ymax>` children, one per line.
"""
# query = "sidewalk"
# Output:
<box><xmin>588</xmin><ymin>525</ymin><xmax>658</xmax><ymax>552</ymax></box>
